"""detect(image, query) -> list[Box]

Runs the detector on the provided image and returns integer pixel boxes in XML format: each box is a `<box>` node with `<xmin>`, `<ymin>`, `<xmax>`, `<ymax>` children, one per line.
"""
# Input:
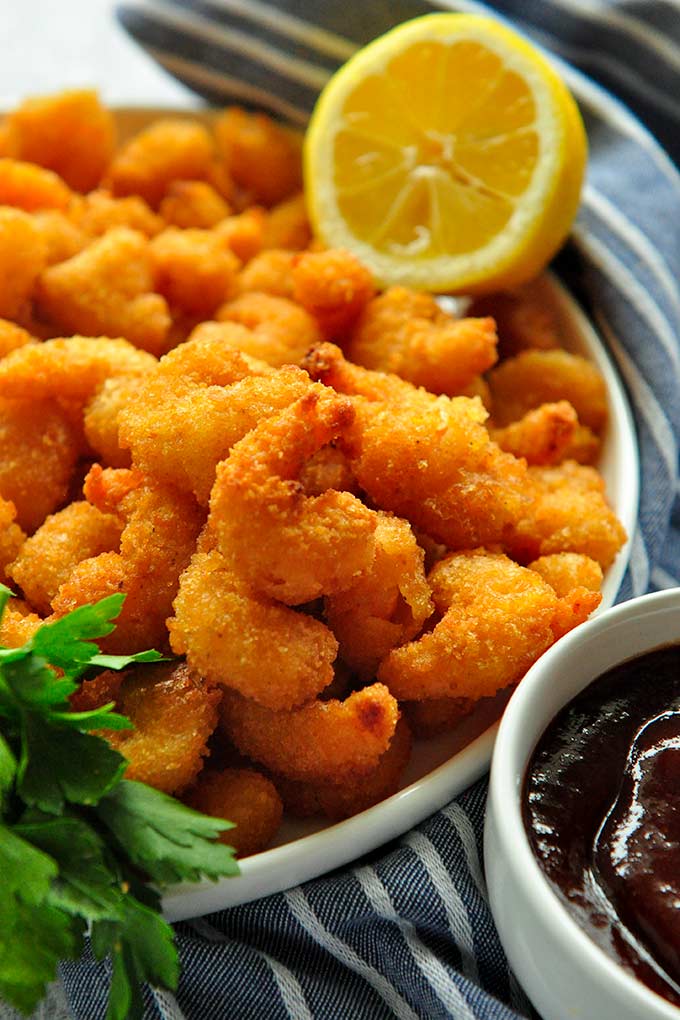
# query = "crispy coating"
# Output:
<box><xmin>402</xmin><ymin>697</ymin><xmax>474</xmax><ymax>738</ymax></box>
<box><xmin>159</xmin><ymin>179</ymin><xmax>231</xmax><ymax>228</ymax></box>
<box><xmin>185</xmin><ymin>768</ymin><xmax>282</xmax><ymax>856</ymax></box>
<box><xmin>72</xmin><ymin>189</ymin><xmax>163</xmax><ymax>238</ymax></box>
<box><xmin>32</xmin><ymin>210</ymin><xmax>87</xmax><ymax>264</ymax></box>
<box><xmin>275</xmin><ymin>717</ymin><xmax>412</xmax><ymax>820</ymax></box>
<box><xmin>0</xmin><ymin>320</ymin><xmax>35</xmax><ymax>358</ymax></box>
<box><xmin>0</xmin><ymin>207</ymin><xmax>47</xmax><ymax>319</ymax></box>
<box><xmin>378</xmin><ymin>550</ymin><xmax>560</xmax><ymax>701</ymax></box>
<box><xmin>214</xmin><ymin>108</ymin><xmax>301</xmax><ymax>206</ymax></box>
<box><xmin>346</xmin><ymin>288</ymin><xmax>498</xmax><ymax>395</ymax></box>
<box><xmin>37</xmin><ymin>228</ymin><xmax>171</xmax><ymax>355</ymax></box>
<box><xmin>0</xmin><ymin>398</ymin><xmax>79</xmax><ymax>532</ymax></box>
<box><xmin>107</xmin><ymin>118</ymin><xmax>214</xmax><ymax>207</ymax></box>
<box><xmin>216</xmin><ymin>207</ymin><xmax>267</xmax><ymax>262</ymax></box>
<box><xmin>304</xmin><ymin>343</ymin><xmax>532</xmax><ymax>551</ymax></box>
<box><xmin>299</xmin><ymin>444</ymin><xmax>359</xmax><ymax>496</ymax></box>
<box><xmin>488</xmin><ymin>349</ymin><xmax>608</xmax><ymax>432</ymax></box>
<box><xmin>211</xmin><ymin>388</ymin><xmax>378</xmax><ymax>604</ymax></box>
<box><xmin>490</xmin><ymin>401</ymin><xmax>578</xmax><ymax>465</ymax></box>
<box><xmin>560</xmin><ymin>424</ymin><xmax>601</xmax><ymax>465</ymax></box>
<box><xmin>149</xmin><ymin>228</ymin><xmax>240</xmax><ymax>317</ymax></box>
<box><xmin>169</xmin><ymin>546</ymin><xmax>338</xmax><ymax>710</ymax></box>
<box><xmin>262</xmin><ymin>193</ymin><xmax>311</xmax><ymax>250</ymax></box>
<box><xmin>291</xmin><ymin>249</ymin><xmax>375</xmax><ymax>339</ymax></box>
<box><xmin>73</xmin><ymin>662</ymin><xmax>220</xmax><ymax>795</ymax></box>
<box><xmin>0</xmin><ymin>335</ymin><xmax>156</xmax><ymax>409</ymax></box>
<box><xmin>53</xmin><ymin>471</ymin><xmax>204</xmax><ymax>652</ymax></box>
<box><xmin>469</xmin><ymin>282</ymin><xmax>561</xmax><ymax>358</ymax></box>
<box><xmin>7</xmin><ymin>89</ymin><xmax>115</xmax><ymax>192</ymax></box>
<box><xmin>8</xmin><ymin>501</ymin><xmax>122</xmax><ymax>616</ymax></box>
<box><xmin>216</xmin><ymin>292</ymin><xmax>321</xmax><ymax>367</ymax></box>
<box><xmin>219</xmin><ymin>683</ymin><xmax>399</xmax><ymax>782</ymax></box>
<box><xmin>120</xmin><ymin>347</ymin><xmax>309</xmax><ymax>505</ymax></box>
<box><xmin>0</xmin><ymin>599</ymin><xmax>44</xmax><ymax>647</ymax></box>
<box><xmin>512</xmin><ymin>461</ymin><xmax>627</xmax><ymax>568</ymax></box>
<box><xmin>237</xmin><ymin>249</ymin><xmax>296</xmax><ymax>299</ymax></box>
<box><xmin>528</xmin><ymin>551</ymin><xmax>603</xmax><ymax>640</ymax></box>
<box><xmin>0</xmin><ymin>497</ymin><xmax>26</xmax><ymax>586</ymax></box>
<box><xmin>84</xmin><ymin>375</ymin><xmax>144</xmax><ymax>468</ymax></box>
<box><xmin>0</xmin><ymin>158</ymin><xmax>71</xmax><ymax>211</ymax></box>
<box><xmin>325</xmin><ymin>512</ymin><xmax>433</xmax><ymax>679</ymax></box>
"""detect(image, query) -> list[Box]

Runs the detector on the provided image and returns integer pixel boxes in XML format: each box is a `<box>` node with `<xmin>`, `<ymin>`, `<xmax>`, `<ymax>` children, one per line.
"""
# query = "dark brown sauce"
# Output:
<box><xmin>523</xmin><ymin>644</ymin><xmax>680</xmax><ymax>1008</ymax></box>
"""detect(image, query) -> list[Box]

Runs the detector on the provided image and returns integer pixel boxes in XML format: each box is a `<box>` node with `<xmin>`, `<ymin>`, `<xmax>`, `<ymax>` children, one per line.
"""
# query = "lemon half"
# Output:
<box><xmin>304</xmin><ymin>13</ymin><xmax>587</xmax><ymax>293</ymax></box>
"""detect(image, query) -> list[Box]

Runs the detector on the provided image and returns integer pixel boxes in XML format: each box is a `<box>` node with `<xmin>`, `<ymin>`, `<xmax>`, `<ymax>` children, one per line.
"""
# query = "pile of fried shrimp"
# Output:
<box><xmin>0</xmin><ymin>89</ymin><xmax>626</xmax><ymax>857</ymax></box>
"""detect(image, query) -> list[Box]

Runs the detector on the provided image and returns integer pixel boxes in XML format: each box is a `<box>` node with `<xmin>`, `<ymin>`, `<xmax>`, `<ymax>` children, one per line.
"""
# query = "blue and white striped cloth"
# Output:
<box><xmin>60</xmin><ymin>2</ymin><xmax>680</xmax><ymax>1017</ymax></box>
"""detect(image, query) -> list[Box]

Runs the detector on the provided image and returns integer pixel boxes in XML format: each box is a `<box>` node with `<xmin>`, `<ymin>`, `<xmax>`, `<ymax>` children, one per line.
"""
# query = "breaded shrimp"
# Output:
<box><xmin>53</xmin><ymin>470</ymin><xmax>204</xmax><ymax>653</ymax></box>
<box><xmin>0</xmin><ymin>398</ymin><xmax>79</xmax><ymax>532</ymax></box>
<box><xmin>511</xmin><ymin>461</ymin><xmax>627</xmax><ymax>568</ymax></box>
<box><xmin>8</xmin><ymin>501</ymin><xmax>122</xmax><ymax>616</ymax></box>
<box><xmin>490</xmin><ymin>401</ymin><xmax>579</xmax><ymax>465</ymax></box>
<box><xmin>0</xmin><ymin>208</ymin><xmax>47</xmax><ymax>320</ymax></box>
<box><xmin>468</xmin><ymin>281</ymin><xmax>562</xmax><ymax>358</ymax></box>
<box><xmin>211</xmin><ymin>387</ymin><xmax>378</xmax><ymax>605</ymax></box>
<box><xmin>72</xmin><ymin>189</ymin><xmax>163</xmax><ymax>238</ymax></box>
<box><xmin>185</xmin><ymin>768</ymin><xmax>282</xmax><ymax>856</ymax></box>
<box><xmin>0</xmin><ymin>320</ymin><xmax>35</xmax><ymax>359</ymax></box>
<box><xmin>106</xmin><ymin>118</ymin><xmax>214</xmax><ymax>207</ymax></box>
<box><xmin>299</xmin><ymin>444</ymin><xmax>359</xmax><ymax>496</ymax></box>
<box><xmin>0</xmin><ymin>158</ymin><xmax>71</xmax><ymax>211</ymax></box>
<box><xmin>84</xmin><ymin>375</ymin><xmax>145</xmax><ymax>467</ymax></box>
<box><xmin>36</xmin><ymin>228</ymin><xmax>171</xmax><ymax>355</ymax></box>
<box><xmin>32</xmin><ymin>210</ymin><xmax>87</xmax><ymax>264</ymax></box>
<box><xmin>168</xmin><ymin>546</ymin><xmax>338</xmax><ymax>711</ymax></box>
<box><xmin>216</xmin><ymin>207</ymin><xmax>267</xmax><ymax>263</ymax></box>
<box><xmin>528</xmin><ymin>551</ymin><xmax>603</xmax><ymax>640</ymax></box>
<box><xmin>0</xmin><ymin>497</ymin><xmax>26</xmax><ymax>586</ymax></box>
<box><xmin>488</xmin><ymin>349</ymin><xmax>608</xmax><ymax>432</ymax></box>
<box><xmin>72</xmin><ymin>663</ymin><xmax>220</xmax><ymax>795</ymax></box>
<box><xmin>219</xmin><ymin>683</ymin><xmax>399</xmax><ymax>782</ymax></box>
<box><xmin>216</xmin><ymin>291</ymin><xmax>321</xmax><ymax>367</ymax></box>
<box><xmin>261</xmin><ymin>193</ymin><xmax>311</xmax><ymax>250</ymax></box>
<box><xmin>378</xmin><ymin>550</ymin><xmax>560</xmax><ymax>701</ymax></box>
<box><xmin>325</xmin><ymin>512</ymin><xmax>433</xmax><ymax>679</ymax></box>
<box><xmin>304</xmin><ymin>343</ymin><xmax>532</xmax><ymax>552</ymax></box>
<box><xmin>214</xmin><ymin>107</ymin><xmax>301</xmax><ymax>206</ymax></box>
<box><xmin>149</xmin><ymin>228</ymin><xmax>240</xmax><ymax>316</ymax></box>
<box><xmin>7</xmin><ymin>89</ymin><xmax>115</xmax><ymax>192</ymax></box>
<box><xmin>237</xmin><ymin>249</ymin><xmax>296</xmax><ymax>299</ymax></box>
<box><xmin>0</xmin><ymin>598</ymin><xmax>44</xmax><ymax>648</ymax></box>
<box><xmin>402</xmin><ymin>697</ymin><xmax>474</xmax><ymax>738</ymax></box>
<box><xmin>159</xmin><ymin>179</ymin><xmax>231</xmax><ymax>229</ymax></box>
<box><xmin>346</xmin><ymin>288</ymin><xmax>498</xmax><ymax>395</ymax></box>
<box><xmin>291</xmin><ymin>248</ymin><xmax>375</xmax><ymax>339</ymax></box>
<box><xmin>274</xmin><ymin>717</ymin><xmax>412</xmax><ymax>820</ymax></box>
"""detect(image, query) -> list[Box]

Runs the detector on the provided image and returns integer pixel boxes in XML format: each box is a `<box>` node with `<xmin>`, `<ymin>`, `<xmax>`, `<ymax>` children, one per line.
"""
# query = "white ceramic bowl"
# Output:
<box><xmin>485</xmin><ymin>587</ymin><xmax>680</xmax><ymax>1020</ymax></box>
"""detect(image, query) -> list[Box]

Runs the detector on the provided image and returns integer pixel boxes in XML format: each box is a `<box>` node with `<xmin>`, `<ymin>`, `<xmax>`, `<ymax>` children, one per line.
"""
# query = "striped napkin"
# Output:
<box><xmin>60</xmin><ymin>2</ymin><xmax>680</xmax><ymax>1017</ymax></box>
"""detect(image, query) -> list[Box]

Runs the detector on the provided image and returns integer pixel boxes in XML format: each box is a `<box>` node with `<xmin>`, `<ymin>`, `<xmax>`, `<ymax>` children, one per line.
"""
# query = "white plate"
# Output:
<box><xmin>160</xmin><ymin>270</ymin><xmax>638</xmax><ymax>922</ymax></box>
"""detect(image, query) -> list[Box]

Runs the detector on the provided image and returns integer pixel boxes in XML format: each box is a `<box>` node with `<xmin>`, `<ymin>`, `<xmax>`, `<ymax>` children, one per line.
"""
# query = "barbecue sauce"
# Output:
<box><xmin>523</xmin><ymin>645</ymin><xmax>680</xmax><ymax>1007</ymax></box>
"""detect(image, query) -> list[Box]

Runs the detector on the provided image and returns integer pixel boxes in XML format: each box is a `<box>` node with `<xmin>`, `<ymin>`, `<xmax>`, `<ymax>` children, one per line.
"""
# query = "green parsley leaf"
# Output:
<box><xmin>49</xmin><ymin>704</ymin><xmax>134</xmax><ymax>732</ymax></box>
<box><xmin>18</xmin><ymin>715</ymin><xmax>127</xmax><ymax>813</ymax></box>
<box><xmin>0</xmin><ymin>583</ymin><xmax>14</xmax><ymax>625</ymax></box>
<box><xmin>98</xmin><ymin>779</ymin><xmax>238</xmax><ymax>884</ymax></box>
<box><xmin>0</xmin><ymin>732</ymin><xmax>16</xmax><ymax>812</ymax></box>
<box><xmin>2</xmin><ymin>655</ymin><xmax>76</xmax><ymax>710</ymax></box>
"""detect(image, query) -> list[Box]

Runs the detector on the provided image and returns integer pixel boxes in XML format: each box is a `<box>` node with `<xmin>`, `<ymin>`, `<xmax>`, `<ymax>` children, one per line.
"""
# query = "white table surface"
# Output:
<box><xmin>0</xmin><ymin>3</ymin><xmax>196</xmax><ymax>1016</ymax></box>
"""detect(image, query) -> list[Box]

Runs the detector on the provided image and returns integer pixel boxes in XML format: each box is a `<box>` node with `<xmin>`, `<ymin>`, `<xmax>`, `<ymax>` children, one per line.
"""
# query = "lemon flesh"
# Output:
<box><xmin>304</xmin><ymin>13</ymin><xmax>587</xmax><ymax>294</ymax></box>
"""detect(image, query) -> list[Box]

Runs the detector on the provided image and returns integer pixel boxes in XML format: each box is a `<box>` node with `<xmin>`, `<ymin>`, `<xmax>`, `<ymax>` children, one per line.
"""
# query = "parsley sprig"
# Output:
<box><xmin>0</xmin><ymin>588</ymin><xmax>239</xmax><ymax>1019</ymax></box>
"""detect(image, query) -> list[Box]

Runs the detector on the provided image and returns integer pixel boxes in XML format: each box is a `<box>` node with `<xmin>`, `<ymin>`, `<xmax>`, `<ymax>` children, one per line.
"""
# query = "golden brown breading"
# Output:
<box><xmin>185</xmin><ymin>768</ymin><xmax>282</xmax><ymax>856</ymax></box>
<box><xmin>346</xmin><ymin>287</ymin><xmax>498</xmax><ymax>395</ymax></box>
<box><xmin>84</xmin><ymin>375</ymin><xmax>144</xmax><ymax>468</ymax></box>
<box><xmin>488</xmin><ymin>349</ymin><xmax>608</xmax><ymax>432</ymax></box>
<box><xmin>0</xmin><ymin>497</ymin><xmax>26</xmax><ymax>586</ymax></box>
<box><xmin>8</xmin><ymin>501</ymin><xmax>122</xmax><ymax>616</ymax></box>
<box><xmin>149</xmin><ymin>228</ymin><xmax>240</xmax><ymax>317</ymax></box>
<box><xmin>527</xmin><ymin>551</ymin><xmax>603</xmax><ymax>640</ymax></box>
<box><xmin>468</xmin><ymin>281</ymin><xmax>562</xmax><ymax>358</ymax></box>
<box><xmin>210</xmin><ymin>388</ymin><xmax>378</xmax><ymax>605</ymax></box>
<box><xmin>0</xmin><ymin>207</ymin><xmax>47</xmax><ymax>320</ymax></box>
<box><xmin>32</xmin><ymin>210</ymin><xmax>87</xmax><ymax>264</ymax></box>
<box><xmin>72</xmin><ymin>189</ymin><xmax>163</xmax><ymax>238</ymax></box>
<box><xmin>261</xmin><ymin>193</ymin><xmax>311</xmax><ymax>250</ymax></box>
<box><xmin>325</xmin><ymin>512</ymin><xmax>433</xmax><ymax>680</ymax></box>
<box><xmin>0</xmin><ymin>598</ymin><xmax>44</xmax><ymax>648</ymax></box>
<box><xmin>159</xmin><ymin>179</ymin><xmax>231</xmax><ymax>229</ymax></box>
<box><xmin>0</xmin><ymin>157</ymin><xmax>71</xmax><ymax>211</ymax></box>
<box><xmin>490</xmin><ymin>401</ymin><xmax>578</xmax><ymax>465</ymax></box>
<box><xmin>168</xmin><ymin>546</ymin><xmax>338</xmax><ymax>711</ymax></box>
<box><xmin>7</xmin><ymin>89</ymin><xmax>115</xmax><ymax>192</ymax></box>
<box><xmin>291</xmin><ymin>248</ymin><xmax>375</xmax><ymax>339</ymax></box>
<box><xmin>216</xmin><ymin>291</ymin><xmax>321</xmax><ymax>367</ymax></box>
<box><xmin>0</xmin><ymin>320</ymin><xmax>35</xmax><ymax>359</ymax></box>
<box><xmin>36</xmin><ymin>228</ymin><xmax>171</xmax><ymax>355</ymax></box>
<box><xmin>237</xmin><ymin>249</ymin><xmax>296</xmax><ymax>299</ymax></box>
<box><xmin>219</xmin><ymin>683</ymin><xmax>399</xmax><ymax>782</ymax></box>
<box><xmin>214</xmin><ymin>108</ymin><xmax>301</xmax><ymax>207</ymax></box>
<box><xmin>73</xmin><ymin>662</ymin><xmax>220</xmax><ymax>795</ymax></box>
<box><xmin>299</xmin><ymin>444</ymin><xmax>359</xmax><ymax>496</ymax></box>
<box><xmin>216</xmin><ymin>207</ymin><xmax>267</xmax><ymax>262</ymax></box>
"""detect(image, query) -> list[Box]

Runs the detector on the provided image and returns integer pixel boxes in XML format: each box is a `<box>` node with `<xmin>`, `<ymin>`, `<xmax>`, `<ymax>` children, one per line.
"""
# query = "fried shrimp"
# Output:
<box><xmin>469</xmin><ymin>282</ymin><xmax>562</xmax><ymax>358</ymax></box>
<box><xmin>378</xmin><ymin>550</ymin><xmax>561</xmax><ymax>701</ymax></box>
<box><xmin>0</xmin><ymin>207</ymin><xmax>47</xmax><ymax>320</ymax></box>
<box><xmin>72</xmin><ymin>662</ymin><xmax>220</xmax><ymax>795</ymax></box>
<box><xmin>291</xmin><ymin>248</ymin><xmax>375</xmax><ymax>338</ymax></box>
<box><xmin>211</xmin><ymin>387</ymin><xmax>378</xmax><ymax>605</ymax></box>
<box><xmin>490</xmin><ymin>401</ymin><xmax>579</xmax><ymax>465</ymax></box>
<box><xmin>219</xmin><ymin>683</ymin><xmax>399</xmax><ymax>782</ymax></box>
<box><xmin>528</xmin><ymin>551</ymin><xmax>603</xmax><ymax>640</ymax></box>
<box><xmin>216</xmin><ymin>291</ymin><xmax>321</xmax><ymax>367</ymax></box>
<box><xmin>236</xmin><ymin>249</ymin><xmax>296</xmax><ymax>299</ymax></box>
<box><xmin>304</xmin><ymin>343</ymin><xmax>532</xmax><ymax>552</ymax></box>
<box><xmin>214</xmin><ymin>107</ymin><xmax>301</xmax><ymax>207</ymax></box>
<box><xmin>84</xmin><ymin>375</ymin><xmax>145</xmax><ymax>467</ymax></box>
<box><xmin>185</xmin><ymin>768</ymin><xmax>283</xmax><ymax>856</ymax></box>
<box><xmin>0</xmin><ymin>598</ymin><xmax>44</xmax><ymax>648</ymax></box>
<box><xmin>8</xmin><ymin>501</ymin><xmax>122</xmax><ymax>616</ymax></box>
<box><xmin>168</xmin><ymin>546</ymin><xmax>338</xmax><ymax>710</ymax></box>
<box><xmin>53</xmin><ymin>469</ymin><xmax>204</xmax><ymax>652</ymax></box>
<box><xmin>346</xmin><ymin>287</ymin><xmax>498</xmax><ymax>395</ymax></box>
<box><xmin>325</xmin><ymin>512</ymin><xmax>433</xmax><ymax>679</ymax></box>
<box><xmin>0</xmin><ymin>320</ymin><xmax>35</xmax><ymax>358</ymax></box>
<box><xmin>0</xmin><ymin>497</ymin><xmax>26</xmax><ymax>585</ymax></box>
<box><xmin>149</xmin><ymin>228</ymin><xmax>240</xmax><ymax>317</ymax></box>
<box><xmin>275</xmin><ymin>717</ymin><xmax>412</xmax><ymax>820</ymax></box>
<box><xmin>72</xmin><ymin>189</ymin><xmax>163</xmax><ymax>238</ymax></box>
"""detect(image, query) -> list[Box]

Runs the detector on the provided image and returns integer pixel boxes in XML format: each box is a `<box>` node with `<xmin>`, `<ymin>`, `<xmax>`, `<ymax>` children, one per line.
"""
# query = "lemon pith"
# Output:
<box><xmin>304</xmin><ymin>13</ymin><xmax>587</xmax><ymax>294</ymax></box>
